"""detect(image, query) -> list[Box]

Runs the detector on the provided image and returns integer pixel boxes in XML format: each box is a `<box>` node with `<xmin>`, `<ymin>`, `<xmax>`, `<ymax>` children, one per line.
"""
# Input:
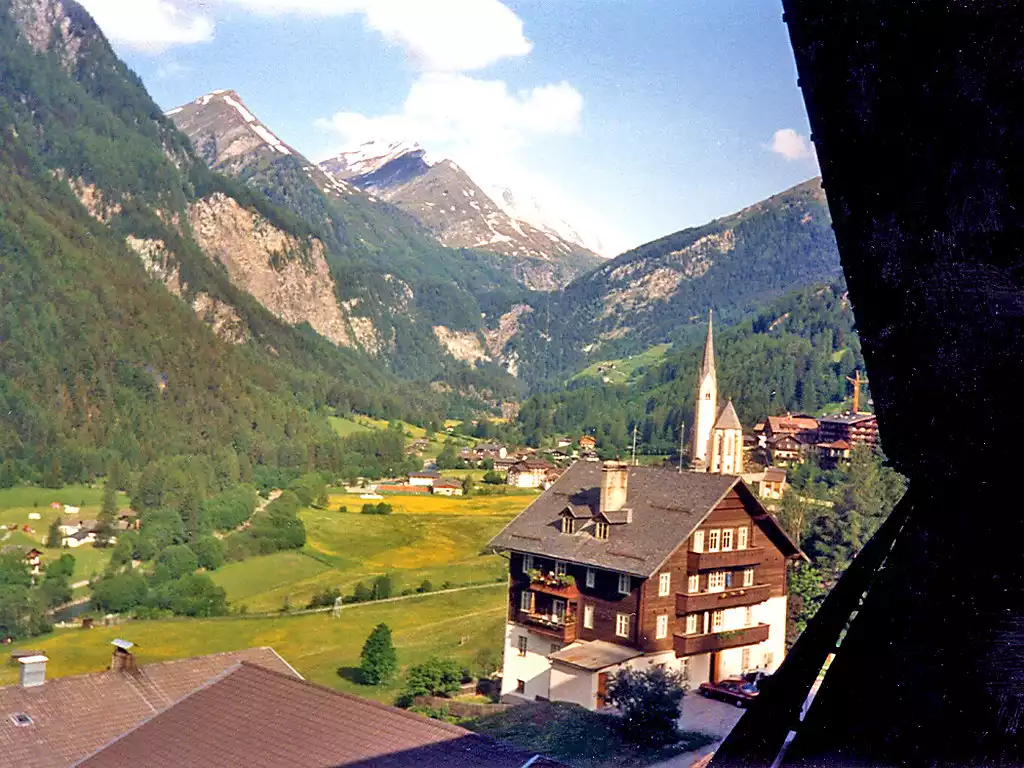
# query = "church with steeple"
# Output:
<box><xmin>691</xmin><ymin>312</ymin><xmax>744</xmax><ymax>475</ymax></box>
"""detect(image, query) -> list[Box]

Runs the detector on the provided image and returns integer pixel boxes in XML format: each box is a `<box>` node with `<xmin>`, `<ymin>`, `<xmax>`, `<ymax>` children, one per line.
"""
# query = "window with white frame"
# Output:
<box><xmin>517</xmin><ymin>636</ymin><xmax>528</xmax><ymax>656</ymax></box>
<box><xmin>711</xmin><ymin>610</ymin><xmax>724</xmax><ymax>632</ymax></box>
<box><xmin>744</xmin><ymin>606</ymin><xmax>754</xmax><ymax>626</ymax></box>
<box><xmin>707</xmin><ymin>529</ymin><xmax>721</xmax><ymax>552</ymax></box>
<box><xmin>722</xmin><ymin>528</ymin><xmax>734</xmax><ymax>551</ymax></box>
<box><xmin>519</xmin><ymin>590</ymin><xmax>532</xmax><ymax>612</ymax></box>
<box><xmin>737</xmin><ymin>526</ymin><xmax>749</xmax><ymax>549</ymax></box>
<box><xmin>586</xmin><ymin>568</ymin><xmax>595</xmax><ymax>588</ymax></box>
<box><xmin>708</xmin><ymin>571</ymin><xmax>726</xmax><ymax>592</ymax></box>
<box><xmin>658</xmin><ymin>572</ymin><xmax>671</xmax><ymax>597</ymax></box>
<box><xmin>583</xmin><ymin>604</ymin><xmax>594</xmax><ymax>629</ymax></box>
<box><xmin>688</xmin><ymin>573</ymin><xmax>700</xmax><ymax>593</ymax></box>
<box><xmin>742</xmin><ymin>647</ymin><xmax>751</xmax><ymax>672</ymax></box>
<box><xmin>522</xmin><ymin>554</ymin><xmax>533</xmax><ymax>573</ymax></box>
<box><xmin>685</xmin><ymin>613</ymin><xmax>698</xmax><ymax>634</ymax></box>
<box><xmin>692</xmin><ymin>530</ymin><xmax>705</xmax><ymax>552</ymax></box>
<box><xmin>656</xmin><ymin>614</ymin><xmax>668</xmax><ymax>639</ymax></box>
<box><xmin>617</xmin><ymin>573</ymin><xmax>631</xmax><ymax>595</ymax></box>
<box><xmin>743</xmin><ymin>567</ymin><xmax>754</xmax><ymax>587</ymax></box>
<box><xmin>681</xmin><ymin>657</ymin><xmax>691</xmax><ymax>681</ymax></box>
<box><xmin>555</xmin><ymin>561</ymin><xmax>567</xmax><ymax>576</ymax></box>
<box><xmin>615</xmin><ymin>613</ymin><xmax>631</xmax><ymax>638</ymax></box>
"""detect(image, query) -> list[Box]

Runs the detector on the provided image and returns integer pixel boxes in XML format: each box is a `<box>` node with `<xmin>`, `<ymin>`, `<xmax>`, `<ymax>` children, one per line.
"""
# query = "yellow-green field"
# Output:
<box><xmin>571</xmin><ymin>343</ymin><xmax>672</xmax><ymax>386</ymax></box>
<box><xmin>209</xmin><ymin>491</ymin><xmax>527</xmax><ymax>612</ymax></box>
<box><xmin>0</xmin><ymin>484</ymin><xmax>127</xmax><ymax>583</ymax></box>
<box><xmin>329</xmin><ymin>415</ymin><xmax>475</xmax><ymax>458</ymax></box>
<box><xmin>2</xmin><ymin>587</ymin><xmax>507</xmax><ymax>703</ymax></box>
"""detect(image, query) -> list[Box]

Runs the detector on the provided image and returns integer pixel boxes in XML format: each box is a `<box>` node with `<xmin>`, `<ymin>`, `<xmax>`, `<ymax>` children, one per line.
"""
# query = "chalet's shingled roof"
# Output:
<box><xmin>489</xmin><ymin>462</ymin><xmax>740</xmax><ymax>577</ymax></box>
<box><xmin>0</xmin><ymin>648</ymin><xmax>296</xmax><ymax>768</ymax></box>
<box><xmin>766</xmin><ymin>414</ymin><xmax>819</xmax><ymax>433</ymax></box>
<box><xmin>77</xmin><ymin>662</ymin><xmax>566</xmax><ymax>768</ymax></box>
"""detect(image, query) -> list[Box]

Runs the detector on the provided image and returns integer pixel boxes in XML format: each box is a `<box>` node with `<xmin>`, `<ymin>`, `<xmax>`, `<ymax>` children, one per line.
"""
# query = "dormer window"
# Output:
<box><xmin>561</xmin><ymin>516</ymin><xmax>575</xmax><ymax>534</ymax></box>
<box><xmin>594</xmin><ymin>521</ymin><xmax>610</xmax><ymax>540</ymax></box>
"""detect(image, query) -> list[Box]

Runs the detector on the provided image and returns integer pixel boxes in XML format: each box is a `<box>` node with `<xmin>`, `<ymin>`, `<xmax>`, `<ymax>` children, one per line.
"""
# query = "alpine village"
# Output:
<box><xmin>0</xmin><ymin>2</ymin><xmax>907</xmax><ymax>767</ymax></box>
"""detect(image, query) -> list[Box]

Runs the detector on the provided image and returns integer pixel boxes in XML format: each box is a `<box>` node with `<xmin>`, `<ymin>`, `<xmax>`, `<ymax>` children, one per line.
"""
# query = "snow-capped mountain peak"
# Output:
<box><xmin>325</xmin><ymin>139</ymin><xmax>428</xmax><ymax>178</ymax></box>
<box><xmin>484</xmin><ymin>185</ymin><xmax>607</xmax><ymax>257</ymax></box>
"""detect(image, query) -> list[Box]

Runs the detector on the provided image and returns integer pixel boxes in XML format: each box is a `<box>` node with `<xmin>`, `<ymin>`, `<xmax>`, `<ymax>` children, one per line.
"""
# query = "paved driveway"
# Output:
<box><xmin>646</xmin><ymin>693</ymin><xmax>746</xmax><ymax>768</ymax></box>
<box><xmin>678</xmin><ymin>692</ymin><xmax>746</xmax><ymax>739</ymax></box>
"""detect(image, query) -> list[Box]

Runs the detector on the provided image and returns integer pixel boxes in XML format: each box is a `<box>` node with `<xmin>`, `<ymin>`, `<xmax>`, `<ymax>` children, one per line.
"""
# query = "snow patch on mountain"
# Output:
<box><xmin>327</xmin><ymin>139</ymin><xmax>428</xmax><ymax>178</ymax></box>
<box><xmin>485</xmin><ymin>184</ymin><xmax>606</xmax><ymax>256</ymax></box>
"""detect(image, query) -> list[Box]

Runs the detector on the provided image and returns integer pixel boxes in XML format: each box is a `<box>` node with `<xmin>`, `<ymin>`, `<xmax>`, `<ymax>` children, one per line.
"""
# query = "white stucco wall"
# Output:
<box><xmin>549</xmin><ymin>663</ymin><xmax>597</xmax><ymax>708</ymax></box>
<box><xmin>500</xmin><ymin>624</ymin><xmax>561</xmax><ymax>700</ymax></box>
<box><xmin>754</xmin><ymin>595</ymin><xmax>788</xmax><ymax>672</ymax></box>
<box><xmin>693</xmin><ymin>372</ymin><xmax>717</xmax><ymax>465</ymax></box>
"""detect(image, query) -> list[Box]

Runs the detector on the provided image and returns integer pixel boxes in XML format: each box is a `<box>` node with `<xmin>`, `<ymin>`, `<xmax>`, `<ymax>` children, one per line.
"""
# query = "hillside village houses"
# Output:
<box><xmin>489</xmin><ymin>315</ymin><xmax>806</xmax><ymax>710</ymax></box>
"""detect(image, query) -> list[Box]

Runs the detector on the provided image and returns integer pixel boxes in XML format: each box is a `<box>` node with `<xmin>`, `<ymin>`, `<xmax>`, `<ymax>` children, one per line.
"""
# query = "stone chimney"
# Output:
<box><xmin>600</xmin><ymin>461</ymin><xmax>629</xmax><ymax>514</ymax></box>
<box><xmin>110</xmin><ymin>638</ymin><xmax>138</xmax><ymax>673</ymax></box>
<box><xmin>18</xmin><ymin>655</ymin><xmax>48</xmax><ymax>688</ymax></box>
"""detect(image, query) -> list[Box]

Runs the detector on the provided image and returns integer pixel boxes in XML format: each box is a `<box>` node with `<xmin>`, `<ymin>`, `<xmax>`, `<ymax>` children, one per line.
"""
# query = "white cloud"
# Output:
<box><xmin>769</xmin><ymin>128</ymin><xmax>816</xmax><ymax>162</ymax></box>
<box><xmin>78</xmin><ymin>0</ymin><xmax>214</xmax><ymax>53</ymax></box>
<box><xmin>218</xmin><ymin>0</ymin><xmax>530</xmax><ymax>71</ymax></box>
<box><xmin>82</xmin><ymin>0</ymin><xmax>529</xmax><ymax>69</ymax></box>
<box><xmin>317</xmin><ymin>73</ymin><xmax>581</xmax><ymax>154</ymax></box>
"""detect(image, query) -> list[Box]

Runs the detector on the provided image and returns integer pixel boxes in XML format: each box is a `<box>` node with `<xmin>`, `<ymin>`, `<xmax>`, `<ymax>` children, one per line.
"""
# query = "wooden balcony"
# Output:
<box><xmin>673</xmin><ymin>623</ymin><xmax>770</xmax><ymax>656</ymax></box>
<box><xmin>527</xmin><ymin>579</ymin><xmax>580</xmax><ymax>600</ymax></box>
<box><xmin>687</xmin><ymin>547</ymin><xmax>765</xmax><ymax>571</ymax></box>
<box><xmin>676</xmin><ymin>584</ymin><xmax>771</xmax><ymax>615</ymax></box>
<box><xmin>513</xmin><ymin>610</ymin><xmax>579</xmax><ymax>642</ymax></box>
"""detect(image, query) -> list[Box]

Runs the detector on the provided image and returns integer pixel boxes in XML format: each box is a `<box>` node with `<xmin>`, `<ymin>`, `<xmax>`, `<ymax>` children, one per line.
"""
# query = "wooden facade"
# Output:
<box><xmin>507</xmin><ymin>487</ymin><xmax>789</xmax><ymax>659</ymax></box>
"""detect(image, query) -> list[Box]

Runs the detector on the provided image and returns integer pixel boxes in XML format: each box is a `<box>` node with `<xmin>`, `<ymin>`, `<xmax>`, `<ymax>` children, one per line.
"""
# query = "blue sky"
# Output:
<box><xmin>82</xmin><ymin>0</ymin><xmax>818</xmax><ymax>255</ymax></box>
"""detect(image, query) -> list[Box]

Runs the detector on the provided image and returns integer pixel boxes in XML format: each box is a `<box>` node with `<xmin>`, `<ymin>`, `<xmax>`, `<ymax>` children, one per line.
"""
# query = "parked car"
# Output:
<box><xmin>698</xmin><ymin>677</ymin><xmax>760</xmax><ymax>707</ymax></box>
<box><xmin>741</xmin><ymin>670</ymin><xmax>771</xmax><ymax>690</ymax></box>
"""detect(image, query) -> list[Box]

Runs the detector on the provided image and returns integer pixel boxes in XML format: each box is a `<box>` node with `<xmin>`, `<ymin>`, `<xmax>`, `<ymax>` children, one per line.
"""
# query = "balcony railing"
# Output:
<box><xmin>513</xmin><ymin>610</ymin><xmax>579</xmax><ymax>642</ymax></box>
<box><xmin>673</xmin><ymin>623</ymin><xmax>770</xmax><ymax>656</ymax></box>
<box><xmin>525</xmin><ymin>570</ymin><xmax>580</xmax><ymax>599</ymax></box>
<box><xmin>687</xmin><ymin>547</ymin><xmax>765</xmax><ymax>571</ymax></box>
<box><xmin>676</xmin><ymin>584</ymin><xmax>771</xmax><ymax>615</ymax></box>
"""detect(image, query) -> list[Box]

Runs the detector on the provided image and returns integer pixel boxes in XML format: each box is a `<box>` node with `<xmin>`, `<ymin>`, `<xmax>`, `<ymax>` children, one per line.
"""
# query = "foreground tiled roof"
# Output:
<box><xmin>77</xmin><ymin>662</ymin><xmax>566</xmax><ymax>768</ymax></box>
<box><xmin>0</xmin><ymin>647</ymin><xmax>296</xmax><ymax>768</ymax></box>
<box><xmin>489</xmin><ymin>462</ymin><xmax>740</xmax><ymax>577</ymax></box>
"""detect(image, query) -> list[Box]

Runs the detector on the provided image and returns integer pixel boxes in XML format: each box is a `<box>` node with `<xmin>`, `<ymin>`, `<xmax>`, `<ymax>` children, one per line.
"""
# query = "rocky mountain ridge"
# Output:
<box><xmin>320</xmin><ymin>140</ymin><xmax>604</xmax><ymax>289</ymax></box>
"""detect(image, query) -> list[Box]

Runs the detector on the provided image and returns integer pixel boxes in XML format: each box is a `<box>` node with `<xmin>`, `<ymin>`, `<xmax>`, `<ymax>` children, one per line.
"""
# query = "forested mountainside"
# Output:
<box><xmin>517</xmin><ymin>282</ymin><xmax>863</xmax><ymax>455</ymax></box>
<box><xmin>0</xmin><ymin>0</ymin><xmax>456</xmax><ymax>484</ymax></box>
<box><xmin>168</xmin><ymin>93</ymin><xmax>585</xmax><ymax>384</ymax></box>
<box><xmin>320</xmin><ymin>139</ymin><xmax>603</xmax><ymax>290</ymax></box>
<box><xmin>494</xmin><ymin>179</ymin><xmax>842</xmax><ymax>388</ymax></box>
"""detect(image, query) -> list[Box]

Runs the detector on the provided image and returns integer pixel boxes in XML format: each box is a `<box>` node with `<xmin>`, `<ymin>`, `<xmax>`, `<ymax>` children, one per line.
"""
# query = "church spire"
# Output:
<box><xmin>700</xmin><ymin>309</ymin><xmax>716</xmax><ymax>381</ymax></box>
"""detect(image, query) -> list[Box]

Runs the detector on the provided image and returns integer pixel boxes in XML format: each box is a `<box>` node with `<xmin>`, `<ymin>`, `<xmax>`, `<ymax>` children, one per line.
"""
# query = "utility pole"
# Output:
<box><xmin>631</xmin><ymin>423</ymin><xmax>639</xmax><ymax>466</ymax></box>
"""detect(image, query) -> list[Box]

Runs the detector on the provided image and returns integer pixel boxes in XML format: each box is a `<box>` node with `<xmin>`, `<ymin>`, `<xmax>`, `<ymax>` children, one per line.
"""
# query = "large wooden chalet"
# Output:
<box><xmin>489</xmin><ymin>461</ymin><xmax>805</xmax><ymax>710</ymax></box>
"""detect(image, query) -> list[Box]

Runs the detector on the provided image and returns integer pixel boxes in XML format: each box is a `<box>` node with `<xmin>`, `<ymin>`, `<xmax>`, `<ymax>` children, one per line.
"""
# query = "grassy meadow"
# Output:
<box><xmin>571</xmin><ymin>344</ymin><xmax>672</xmax><ymax>386</ymax></box>
<box><xmin>1</xmin><ymin>482</ymin><xmax>529</xmax><ymax>703</ymax></box>
<box><xmin>0</xmin><ymin>484</ymin><xmax>127</xmax><ymax>583</ymax></box>
<box><xmin>328</xmin><ymin>413</ymin><xmax>476</xmax><ymax>459</ymax></box>
<box><xmin>2</xmin><ymin>586</ymin><xmax>507</xmax><ymax>703</ymax></box>
<box><xmin>209</xmin><ymin>490</ymin><xmax>529</xmax><ymax>613</ymax></box>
